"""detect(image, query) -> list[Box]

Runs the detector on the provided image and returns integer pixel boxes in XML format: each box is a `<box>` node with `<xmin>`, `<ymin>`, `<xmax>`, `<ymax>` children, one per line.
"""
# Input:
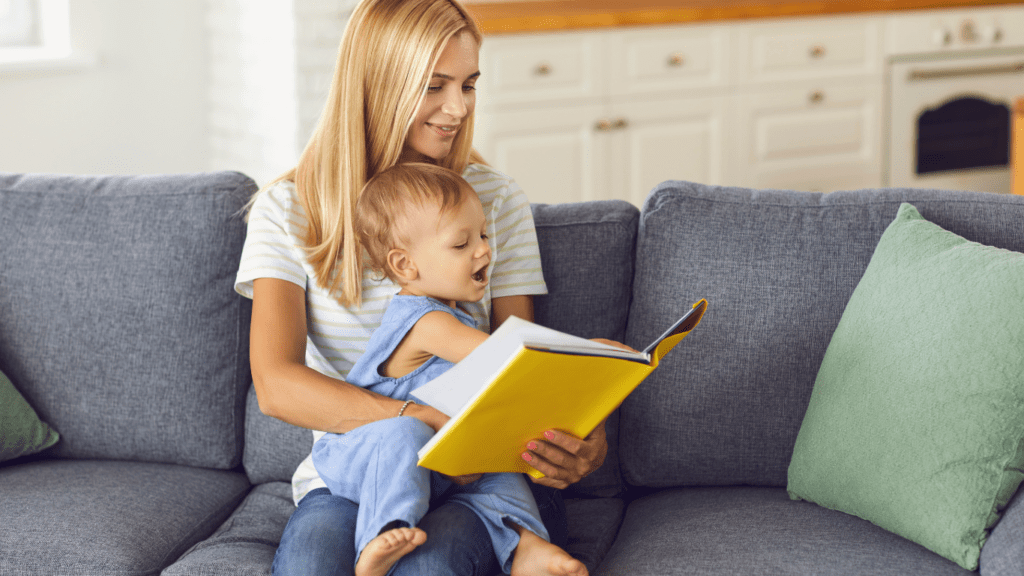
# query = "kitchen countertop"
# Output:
<box><xmin>463</xmin><ymin>0</ymin><xmax>1022</xmax><ymax>34</ymax></box>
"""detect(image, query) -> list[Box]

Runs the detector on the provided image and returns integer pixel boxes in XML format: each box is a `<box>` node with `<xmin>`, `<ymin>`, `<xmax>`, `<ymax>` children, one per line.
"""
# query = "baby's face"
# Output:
<box><xmin>401</xmin><ymin>193</ymin><xmax>491</xmax><ymax>306</ymax></box>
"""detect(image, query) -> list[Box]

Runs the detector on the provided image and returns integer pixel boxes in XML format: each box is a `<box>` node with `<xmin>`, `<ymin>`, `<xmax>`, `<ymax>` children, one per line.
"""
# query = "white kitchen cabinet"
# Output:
<box><xmin>474</xmin><ymin>15</ymin><xmax>886</xmax><ymax>205</ymax></box>
<box><xmin>730</xmin><ymin>17</ymin><xmax>885</xmax><ymax>192</ymax></box>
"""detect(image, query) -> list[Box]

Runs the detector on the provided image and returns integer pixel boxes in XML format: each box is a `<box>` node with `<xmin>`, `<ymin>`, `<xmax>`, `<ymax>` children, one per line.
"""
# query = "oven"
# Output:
<box><xmin>885</xmin><ymin>6</ymin><xmax>1024</xmax><ymax>194</ymax></box>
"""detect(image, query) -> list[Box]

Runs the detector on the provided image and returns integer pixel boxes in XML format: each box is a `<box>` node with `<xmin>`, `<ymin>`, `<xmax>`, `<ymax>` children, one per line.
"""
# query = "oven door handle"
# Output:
<box><xmin>908</xmin><ymin>61</ymin><xmax>1024</xmax><ymax>81</ymax></box>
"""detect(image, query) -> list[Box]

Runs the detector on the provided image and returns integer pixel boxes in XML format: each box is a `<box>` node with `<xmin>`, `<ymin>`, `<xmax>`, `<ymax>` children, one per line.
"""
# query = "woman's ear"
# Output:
<box><xmin>387</xmin><ymin>249</ymin><xmax>417</xmax><ymax>283</ymax></box>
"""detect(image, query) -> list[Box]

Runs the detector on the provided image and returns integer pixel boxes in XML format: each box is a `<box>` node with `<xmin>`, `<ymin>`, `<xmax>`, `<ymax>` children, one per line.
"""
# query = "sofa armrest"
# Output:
<box><xmin>981</xmin><ymin>483</ymin><xmax>1024</xmax><ymax>575</ymax></box>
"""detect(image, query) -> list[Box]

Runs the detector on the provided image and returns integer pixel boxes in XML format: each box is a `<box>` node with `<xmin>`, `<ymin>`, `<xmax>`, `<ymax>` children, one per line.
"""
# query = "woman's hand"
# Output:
<box><xmin>522</xmin><ymin>418</ymin><xmax>609</xmax><ymax>490</ymax></box>
<box><xmin>520</xmin><ymin>338</ymin><xmax>634</xmax><ymax>489</ymax></box>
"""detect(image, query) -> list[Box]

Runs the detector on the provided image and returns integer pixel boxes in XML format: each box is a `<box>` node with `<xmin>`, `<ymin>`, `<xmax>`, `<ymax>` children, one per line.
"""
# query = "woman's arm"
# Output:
<box><xmin>249</xmin><ymin>277</ymin><xmax>448</xmax><ymax>433</ymax></box>
<box><xmin>491</xmin><ymin>294</ymin><xmax>533</xmax><ymax>329</ymax></box>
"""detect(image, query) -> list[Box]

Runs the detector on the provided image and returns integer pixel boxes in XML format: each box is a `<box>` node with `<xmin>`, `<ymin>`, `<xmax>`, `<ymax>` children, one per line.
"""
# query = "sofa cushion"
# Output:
<box><xmin>982</xmin><ymin>487</ymin><xmax>1024</xmax><ymax>576</ymax></box>
<box><xmin>531</xmin><ymin>200</ymin><xmax>638</xmax><ymax>498</ymax></box>
<box><xmin>597</xmin><ymin>487</ymin><xmax>973</xmax><ymax>576</ymax></box>
<box><xmin>787</xmin><ymin>203</ymin><xmax>1024</xmax><ymax>570</ymax></box>
<box><xmin>0</xmin><ymin>460</ymin><xmax>250</xmax><ymax>575</ymax></box>
<box><xmin>0</xmin><ymin>368</ymin><xmax>58</xmax><ymax>462</ymax></box>
<box><xmin>163</xmin><ymin>482</ymin><xmax>294</xmax><ymax>576</ymax></box>
<box><xmin>0</xmin><ymin>172</ymin><xmax>255</xmax><ymax>468</ymax></box>
<box><xmin>564</xmin><ymin>497</ymin><xmax>626</xmax><ymax>574</ymax></box>
<box><xmin>620</xmin><ymin>182</ymin><xmax>1024</xmax><ymax>488</ymax></box>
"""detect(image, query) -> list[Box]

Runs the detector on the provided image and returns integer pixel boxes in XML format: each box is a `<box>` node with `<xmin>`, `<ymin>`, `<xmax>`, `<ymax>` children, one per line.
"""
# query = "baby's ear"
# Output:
<box><xmin>387</xmin><ymin>249</ymin><xmax>417</xmax><ymax>283</ymax></box>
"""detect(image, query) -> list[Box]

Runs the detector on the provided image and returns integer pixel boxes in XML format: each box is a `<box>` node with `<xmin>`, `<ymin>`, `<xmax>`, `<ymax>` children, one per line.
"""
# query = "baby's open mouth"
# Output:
<box><xmin>472</xmin><ymin>265</ymin><xmax>487</xmax><ymax>284</ymax></box>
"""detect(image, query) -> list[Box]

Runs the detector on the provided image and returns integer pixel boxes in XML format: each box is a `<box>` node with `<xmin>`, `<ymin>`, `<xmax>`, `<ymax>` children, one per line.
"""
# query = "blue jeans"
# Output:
<box><xmin>273</xmin><ymin>483</ymin><xmax>567</xmax><ymax>576</ymax></box>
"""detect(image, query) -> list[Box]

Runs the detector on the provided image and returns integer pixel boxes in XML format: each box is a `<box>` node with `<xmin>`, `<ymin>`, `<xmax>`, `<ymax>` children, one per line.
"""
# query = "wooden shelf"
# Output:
<box><xmin>464</xmin><ymin>0</ymin><xmax>1021</xmax><ymax>34</ymax></box>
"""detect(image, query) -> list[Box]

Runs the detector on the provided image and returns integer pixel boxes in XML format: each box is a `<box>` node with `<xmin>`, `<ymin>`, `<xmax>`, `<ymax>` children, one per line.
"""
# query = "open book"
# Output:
<box><xmin>411</xmin><ymin>299</ymin><xmax>708</xmax><ymax>478</ymax></box>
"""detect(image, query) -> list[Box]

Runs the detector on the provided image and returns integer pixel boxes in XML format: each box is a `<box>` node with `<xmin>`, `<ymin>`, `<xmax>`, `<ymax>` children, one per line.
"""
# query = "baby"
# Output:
<box><xmin>312</xmin><ymin>163</ymin><xmax>587</xmax><ymax>576</ymax></box>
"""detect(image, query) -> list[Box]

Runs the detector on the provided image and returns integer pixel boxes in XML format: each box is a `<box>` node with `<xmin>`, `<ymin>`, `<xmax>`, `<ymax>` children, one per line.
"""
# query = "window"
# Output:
<box><xmin>0</xmin><ymin>0</ymin><xmax>72</xmax><ymax>67</ymax></box>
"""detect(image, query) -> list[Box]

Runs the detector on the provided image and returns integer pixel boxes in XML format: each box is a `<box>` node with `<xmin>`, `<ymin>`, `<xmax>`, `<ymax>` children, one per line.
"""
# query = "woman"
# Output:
<box><xmin>235</xmin><ymin>1</ymin><xmax>608</xmax><ymax>574</ymax></box>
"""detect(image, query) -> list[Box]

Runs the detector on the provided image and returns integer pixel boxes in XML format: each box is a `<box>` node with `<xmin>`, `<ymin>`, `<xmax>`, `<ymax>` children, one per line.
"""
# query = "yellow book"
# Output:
<box><xmin>412</xmin><ymin>299</ymin><xmax>707</xmax><ymax>478</ymax></box>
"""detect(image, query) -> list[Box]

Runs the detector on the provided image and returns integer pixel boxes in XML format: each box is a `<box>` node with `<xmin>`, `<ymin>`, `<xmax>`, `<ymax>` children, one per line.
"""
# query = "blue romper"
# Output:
<box><xmin>312</xmin><ymin>295</ymin><xmax>548</xmax><ymax>573</ymax></box>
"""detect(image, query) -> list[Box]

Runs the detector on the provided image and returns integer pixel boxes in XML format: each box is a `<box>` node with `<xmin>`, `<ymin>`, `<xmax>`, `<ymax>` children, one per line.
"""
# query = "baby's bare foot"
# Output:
<box><xmin>510</xmin><ymin>529</ymin><xmax>588</xmax><ymax>576</ymax></box>
<box><xmin>355</xmin><ymin>527</ymin><xmax>427</xmax><ymax>576</ymax></box>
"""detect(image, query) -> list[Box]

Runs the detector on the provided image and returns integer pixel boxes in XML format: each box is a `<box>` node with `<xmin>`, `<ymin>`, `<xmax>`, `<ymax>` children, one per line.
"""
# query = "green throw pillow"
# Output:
<box><xmin>0</xmin><ymin>368</ymin><xmax>59</xmax><ymax>463</ymax></box>
<box><xmin>787</xmin><ymin>203</ymin><xmax>1024</xmax><ymax>570</ymax></box>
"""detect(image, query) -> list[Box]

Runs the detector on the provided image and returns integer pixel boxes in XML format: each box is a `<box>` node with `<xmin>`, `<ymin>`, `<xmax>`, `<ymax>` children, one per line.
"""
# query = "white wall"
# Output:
<box><xmin>206</xmin><ymin>0</ymin><xmax>298</xmax><ymax>187</ymax></box>
<box><xmin>206</xmin><ymin>0</ymin><xmax>356</xmax><ymax>187</ymax></box>
<box><xmin>0</xmin><ymin>0</ymin><xmax>209</xmax><ymax>175</ymax></box>
<box><xmin>0</xmin><ymin>0</ymin><xmax>368</xmax><ymax>185</ymax></box>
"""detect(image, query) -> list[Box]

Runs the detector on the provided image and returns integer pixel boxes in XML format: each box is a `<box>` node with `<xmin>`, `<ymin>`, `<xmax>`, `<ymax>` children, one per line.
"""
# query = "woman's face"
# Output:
<box><xmin>402</xmin><ymin>31</ymin><xmax>480</xmax><ymax>163</ymax></box>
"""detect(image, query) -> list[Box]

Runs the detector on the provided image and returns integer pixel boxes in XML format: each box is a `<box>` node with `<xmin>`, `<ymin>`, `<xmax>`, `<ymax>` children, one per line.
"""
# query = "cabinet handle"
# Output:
<box><xmin>960</xmin><ymin>19</ymin><xmax>978</xmax><ymax>43</ymax></box>
<box><xmin>809</xmin><ymin>44</ymin><xmax>826</xmax><ymax>59</ymax></box>
<box><xmin>667</xmin><ymin>53</ymin><xmax>685</xmax><ymax>67</ymax></box>
<box><xmin>595</xmin><ymin>118</ymin><xmax>629</xmax><ymax>131</ymax></box>
<box><xmin>534</xmin><ymin>63</ymin><xmax>552</xmax><ymax>76</ymax></box>
<box><xmin>908</xmin><ymin>61</ymin><xmax>1024</xmax><ymax>81</ymax></box>
<box><xmin>934</xmin><ymin>28</ymin><xmax>954</xmax><ymax>46</ymax></box>
<box><xmin>809</xmin><ymin>90</ymin><xmax>825</xmax><ymax>104</ymax></box>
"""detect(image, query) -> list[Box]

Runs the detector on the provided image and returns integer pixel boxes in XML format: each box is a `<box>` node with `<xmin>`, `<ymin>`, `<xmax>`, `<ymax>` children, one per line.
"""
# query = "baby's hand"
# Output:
<box><xmin>590</xmin><ymin>338</ymin><xmax>638</xmax><ymax>353</ymax></box>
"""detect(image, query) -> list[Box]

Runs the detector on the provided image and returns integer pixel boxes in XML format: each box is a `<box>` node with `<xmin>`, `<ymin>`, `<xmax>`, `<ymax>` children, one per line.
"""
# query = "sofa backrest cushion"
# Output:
<box><xmin>0</xmin><ymin>172</ymin><xmax>255</xmax><ymax>469</ymax></box>
<box><xmin>242</xmin><ymin>200</ymin><xmax>640</xmax><ymax>498</ymax></box>
<box><xmin>243</xmin><ymin>385</ymin><xmax>311</xmax><ymax>485</ymax></box>
<box><xmin>619</xmin><ymin>181</ymin><xmax>1024</xmax><ymax>488</ymax></box>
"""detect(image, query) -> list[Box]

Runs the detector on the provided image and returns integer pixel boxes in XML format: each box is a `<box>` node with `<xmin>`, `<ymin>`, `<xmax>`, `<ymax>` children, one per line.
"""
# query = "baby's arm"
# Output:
<box><xmin>406</xmin><ymin>310</ymin><xmax>490</xmax><ymax>364</ymax></box>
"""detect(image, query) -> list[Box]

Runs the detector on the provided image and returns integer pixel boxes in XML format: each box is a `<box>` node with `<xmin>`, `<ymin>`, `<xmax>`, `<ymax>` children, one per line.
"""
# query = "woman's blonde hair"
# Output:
<box><xmin>356</xmin><ymin>162</ymin><xmax>474</xmax><ymax>283</ymax></box>
<box><xmin>269</xmin><ymin>0</ymin><xmax>484</xmax><ymax>307</ymax></box>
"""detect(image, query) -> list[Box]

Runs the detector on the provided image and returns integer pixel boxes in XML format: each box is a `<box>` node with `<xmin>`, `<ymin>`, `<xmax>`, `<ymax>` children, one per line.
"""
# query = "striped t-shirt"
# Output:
<box><xmin>234</xmin><ymin>163</ymin><xmax>548</xmax><ymax>504</ymax></box>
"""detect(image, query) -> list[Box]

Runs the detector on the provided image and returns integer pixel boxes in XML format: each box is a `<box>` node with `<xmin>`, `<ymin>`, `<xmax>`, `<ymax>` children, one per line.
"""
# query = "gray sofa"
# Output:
<box><xmin>1</xmin><ymin>170</ymin><xmax>1023</xmax><ymax>575</ymax></box>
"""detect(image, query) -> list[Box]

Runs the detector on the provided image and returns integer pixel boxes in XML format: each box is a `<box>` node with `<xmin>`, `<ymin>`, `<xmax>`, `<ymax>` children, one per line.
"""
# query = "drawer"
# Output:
<box><xmin>608</xmin><ymin>25</ymin><xmax>729</xmax><ymax>97</ymax></box>
<box><xmin>736</xmin><ymin>17</ymin><xmax>883</xmax><ymax>84</ymax></box>
<box><xmin>478</xmin><ymin>31</ymin><xmax>604</xmax><ymax>108</ymax></box>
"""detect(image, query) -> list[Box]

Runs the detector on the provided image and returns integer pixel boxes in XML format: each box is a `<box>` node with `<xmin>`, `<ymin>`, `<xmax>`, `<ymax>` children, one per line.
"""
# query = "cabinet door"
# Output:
<box><xmin>732</xmin><ymin>81</ymin><xmax>883</xmax><ymax>192</ymax></box>
<box><xmin>609</xmin><ymin>96</ymin><xmax>728</xmax><ymax>206</ymax></box>
<box><xmin>474</xmin><ymin>104</ymin><xmax>606</xmax><ymax>204</ymax></box>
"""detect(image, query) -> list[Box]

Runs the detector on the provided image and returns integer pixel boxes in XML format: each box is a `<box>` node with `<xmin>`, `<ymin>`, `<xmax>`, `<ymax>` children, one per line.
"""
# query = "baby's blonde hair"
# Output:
<box><xmin>262</xmin><ymin>0</ymin><xmax>485</xmax><ymax>307</ymax></box>
<box><xmin>356</xmin><ymin>163</ymin><xmax>475</xmax><ymax>284</ymax></box>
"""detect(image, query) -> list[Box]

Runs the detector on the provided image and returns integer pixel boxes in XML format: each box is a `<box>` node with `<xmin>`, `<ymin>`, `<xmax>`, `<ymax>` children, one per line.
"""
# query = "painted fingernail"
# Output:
<box><xmin>522</xmin><ymin>453</ymin><xmax>533</xmax><ymax>462</ymax></box>
<box><xmin>526</xmin><ymin>441</ymin><xmax>537</xmax><ymax>451</ymax></box>
<box><xmin>544</xmin><ymin>431</ymin><xmax>555</xmax><ymax>440</ymax></box>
